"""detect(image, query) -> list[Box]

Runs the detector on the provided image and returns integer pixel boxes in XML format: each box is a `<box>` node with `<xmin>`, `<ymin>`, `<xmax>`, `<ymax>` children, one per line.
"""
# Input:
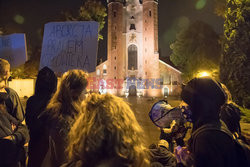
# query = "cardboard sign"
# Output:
<box><xmin>40</xmin><ymin>21</ymin><xmax>99</xmax><ymax>73</ymax></box>
<box><xmin>0</xmin><ymin>33</ymin><xmax>27</xmax><ymax>68</ymax></box>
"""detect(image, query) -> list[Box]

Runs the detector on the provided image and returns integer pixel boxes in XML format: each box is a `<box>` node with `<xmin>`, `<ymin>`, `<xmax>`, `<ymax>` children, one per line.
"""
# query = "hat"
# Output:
<box><xmin>158</xmin><ymin>139</ymin><xmax>169</xmax><ymax>149</ymax></box>
<box><xmin>181</xmin><ymin>77</ymin><xmax>226</xmax><ymax>107</ymax></box>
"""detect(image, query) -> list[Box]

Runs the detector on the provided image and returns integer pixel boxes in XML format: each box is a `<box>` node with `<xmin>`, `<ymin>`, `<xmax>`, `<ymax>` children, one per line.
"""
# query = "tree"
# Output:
<box><xmin>214</xmin><ymin>0</ymin><xmax>227</xmax><ymax>18</ymax></box>
<box><xmin>170</xmin><ymin>21</ymin><xmax>221</xmax><ymax>82</ymax></box>
<box><xmin>65</xmin><ymin>0</ymin><xmax>107</xmax><ymax>40</ymax></box>
<box><xmin>220</xmin><ymin>0</ymin><xmax>250</xmax><ymax>108</ymax></box>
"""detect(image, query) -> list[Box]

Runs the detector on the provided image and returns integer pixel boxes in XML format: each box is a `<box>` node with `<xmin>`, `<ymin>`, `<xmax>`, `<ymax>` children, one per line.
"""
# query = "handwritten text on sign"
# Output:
<box><xmin>40</xmin><ymin>21</ymin><xmax>99</xmax><ymax>73</ymax></box>
<box><xmin>0</xmin><ymin>33</ymin><xmax>27</xmax><ymax>68</ymax></box>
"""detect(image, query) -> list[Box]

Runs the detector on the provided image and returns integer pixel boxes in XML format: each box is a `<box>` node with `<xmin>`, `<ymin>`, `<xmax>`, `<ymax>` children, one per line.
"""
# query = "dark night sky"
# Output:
<box><xmin>0</xmin><ymin>0</ymin><xmax>224</xmax><ymax>61</ymax></box>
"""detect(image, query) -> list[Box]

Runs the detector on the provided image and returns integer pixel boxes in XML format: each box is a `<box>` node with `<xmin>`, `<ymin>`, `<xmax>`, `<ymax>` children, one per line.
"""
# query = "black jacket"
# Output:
<box><xmin>26</xmin><ymin>66</ymin><xmax>57</xmax><ymax>167</ymax></box>
<box><xmin>5</xmin><ymin>87</ymin><xmax>25</xmax><ymax>122</ymax></box>
<box><xmin>188</xmin><ymin>121</ymin><xmax>241</xmax><ymax>167</ymax></box>
<box><xmin>149</xmin><ymin>144</ymin><xmax>177</xmax><ymax>167</ymax></box>
<box><xmin>0</xmin><ymin>110</ymin><xmax>28</xmax><ymax>145</ymax></box>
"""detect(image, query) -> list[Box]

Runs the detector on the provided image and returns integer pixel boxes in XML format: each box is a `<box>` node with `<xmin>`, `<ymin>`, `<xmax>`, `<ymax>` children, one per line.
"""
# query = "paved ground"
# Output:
<box><xmin>21</xmin><ymin>96</ymin><xmax>250</xmax><ymax>146</ymax></box>
<box><xmin>123</xmin><ymin>96</ymin><xmax>183</xmax><ymax>146</ymax></box>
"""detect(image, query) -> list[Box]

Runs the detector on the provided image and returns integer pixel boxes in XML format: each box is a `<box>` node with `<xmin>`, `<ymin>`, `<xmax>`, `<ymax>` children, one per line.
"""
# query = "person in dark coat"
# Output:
<box><xmin>0</xmin><ymin>91</ymin><xmax>29</xmax><ymax>167</ymax></box>
<box><xmin>25</xmin><ymin>66</ymin><xmax>57</xmax><ymax>167</ymax></box>
<box><xmin>41</xmin><ymin>69</ymin><xmax>88</xmax><ymax>167</ymax></box>
<box><xmin>176</xmin><ymin>77</ymin><xmax>245</xmax><ymax>167</ymax></box>
<box><xmin>149</xmin><ymin>140</ymin><xmax>177</xmax><ymax>167</ymax></box>
<box><xmin>0</xmin><ymin>58</ymin><xmax>25</xmax><ymax>122</ymax></box>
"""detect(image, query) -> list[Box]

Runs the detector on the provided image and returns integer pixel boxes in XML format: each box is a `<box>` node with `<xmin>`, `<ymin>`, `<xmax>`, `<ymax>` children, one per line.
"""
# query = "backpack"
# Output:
<box><xmin>191</xmin><ymin>123</ymin><xmax>250</xmax><ymax>167</ymax></box>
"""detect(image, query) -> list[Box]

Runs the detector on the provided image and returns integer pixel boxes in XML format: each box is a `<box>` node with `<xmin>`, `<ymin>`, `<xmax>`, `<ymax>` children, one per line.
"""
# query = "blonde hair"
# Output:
<box><xmin>67</xmin><ymin>93</ymin><xmax>148</xmax><ymax>167</ymax></box>
<box><xmin>46</xmin><ymin>69</ymin><xmax>88</xmax><ymax>120</ymax></box>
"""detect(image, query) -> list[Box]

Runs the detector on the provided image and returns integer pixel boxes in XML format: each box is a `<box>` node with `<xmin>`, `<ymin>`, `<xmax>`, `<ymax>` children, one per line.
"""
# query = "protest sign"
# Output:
<box><xmin>0</xmin><ymin>33</ymin><xmax>27</xmax><ymax>68</ymax></box>
<box><xmin>149</xmin><ymin>100</ymin><xmax>183</xmax><ymax>128</ymax></box>
<box><xmin>40</xmin><ymin>21</ymin><xmax>99</xmax><ymax>73</ymax></box>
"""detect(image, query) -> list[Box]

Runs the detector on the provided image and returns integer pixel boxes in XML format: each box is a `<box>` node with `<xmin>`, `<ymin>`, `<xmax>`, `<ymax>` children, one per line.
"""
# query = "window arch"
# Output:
<box><xmin>103</xmin><ymin>64</ymin><xmax>107</xmax><ymax>75</ymax></box>
<box><xmin>128</xmin><ymin>44</ymin><xmax>138</xmax><ymax>70</ymax></box>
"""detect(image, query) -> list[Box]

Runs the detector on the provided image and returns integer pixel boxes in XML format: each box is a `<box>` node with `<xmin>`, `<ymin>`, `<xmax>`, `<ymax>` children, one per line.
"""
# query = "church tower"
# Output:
<box><xmin>107</xmin><ymin>0</ymin><xmax>124</xmax><ymax>95</ymax></box>
<box><xmin>106</xmin><ymin>0</ymin><xmax>161</xmax><ymax>97</ymax></box>
<box><xmin>143</xmin><ymin>0</ymin><xmax>160</xmax><ymax>97</ymax></box>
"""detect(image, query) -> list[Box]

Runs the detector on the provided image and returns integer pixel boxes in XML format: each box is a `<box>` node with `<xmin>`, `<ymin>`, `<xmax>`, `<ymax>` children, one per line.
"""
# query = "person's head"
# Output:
<box><xmin>47</xmin><ymin>69</ymin><xmax>88</xmax><ymax>117</ymax></box>
<box><xmin>158</xmin><ymin>139</ymin><xmax>169</xmax><ymax>149</ymax></box>
<box><xmin>35</xmin><ymin>66</ymin><xmax>57</xmax><ymax>96</ymax></box>
<box><xmin>181</xmin><ymin>77</ymin><xmax>226</xmax><ymax>124</ymax></box>
<box><xmin>66</xmin><ymin>93</ymin><xmax>148</xmax><ymax>167</ymax></box>
<box><xmin>0</xmin><ymin>59</ymin><xmax>10</xmax><ymax>89</ymax></box>
<box><xmin>0</xmin><ymin>58</ymin><xmax>10</xmax><ymax>81</ymax></box>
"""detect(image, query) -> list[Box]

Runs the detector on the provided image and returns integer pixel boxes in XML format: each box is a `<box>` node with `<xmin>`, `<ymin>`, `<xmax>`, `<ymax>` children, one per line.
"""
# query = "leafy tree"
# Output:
<box><xmin>214</xmin><ymin>0</ymin><xmax>227</xmax><ymax>18</ymax></box>
<box><xmin>170</xmin><ymin>21</ymin><xmax>221</xmax><ymax>82</ymax></box>
<box><xmin>220</xmin><ymin>0</ymin><xmax>250</xmax><ymax>108</ymax></box>
<box><xmin>65</xmin><ymin>0</ymin><xmax>107</xmax><ymax>40</ymax></box>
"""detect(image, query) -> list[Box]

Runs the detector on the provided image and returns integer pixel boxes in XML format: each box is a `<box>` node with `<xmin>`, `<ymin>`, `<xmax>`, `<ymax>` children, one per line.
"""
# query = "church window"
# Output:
<box><xmin>131</xmin><ymin>16</ymin><xmax>135</xmax><ymax>19</ymax></box>
<box><xmin>96</xmin><ymin>69</ymin><xmax>100</xmax><ymax>76</ymax></box>
<box><xmin>114</xmin><ymin>66</ymin><xmax>116</xmax><ymax>70</ymax></box>
<box><xmin>130</xmin><ymin>24</ymin><xmax>136</xmax><ymax>30</ymax></box>
<box><xmin>128</xmin><ymin>44</ymin><xmax>138</xmax><ymax>70</ymax></box>
<box><xmin>114</xmin><ymin>56</ymin><xmax>116</xmax><ymax>60</ymax></box>
<box><xmin>103</xmin><ymin>69</ymin><xmax>107</xmax><ymax>75</ymax></box>
<box><xmin>114</xmin><ymin>77</ymin><xmax>116</xmax><ymax>79</ymax></box>
<box><xmin>149</xmin><ymin>10</ymin><xmax>152</xmax><ymax>17</ymax></box>
<box><xmin>114</xmin><ymin>11</ymin><xmax>117</xmax><ymax>17</ymax></box>
<box><xmin>103</xmin><ymin>64</ymin><xmax>107</xmax><ymax>75</ymax></box>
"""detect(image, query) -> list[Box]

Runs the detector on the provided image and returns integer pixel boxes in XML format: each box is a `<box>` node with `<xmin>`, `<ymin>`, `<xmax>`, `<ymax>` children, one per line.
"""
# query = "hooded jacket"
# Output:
<box><xmin>181</xmin><ymin>77</ymin><xmax>241</xmax><ymax>167</ymax></box>
<box><xmin>25</xmin><ymin>66</ymin><xmax>57</xmax><ymax>167</ymax></box>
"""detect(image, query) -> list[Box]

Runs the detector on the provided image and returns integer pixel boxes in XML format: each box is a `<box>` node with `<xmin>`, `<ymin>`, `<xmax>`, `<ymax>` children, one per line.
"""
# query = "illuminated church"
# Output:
<box><xmin>90</xmin><ymin>0</ymin><xmax>182</xmax><ymax>97</ymax></box>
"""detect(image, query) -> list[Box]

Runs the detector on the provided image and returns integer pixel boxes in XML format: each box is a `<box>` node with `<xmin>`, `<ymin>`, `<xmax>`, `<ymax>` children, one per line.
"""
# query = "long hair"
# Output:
<box><xmin>46</xmin><ymin>69</ymin><xmax>88</xmax><ymax>121</ymax></box>
<box><xmin>66</xmin><ymin>93</ymin><xmax>148</xmax><ymax>167</ymax></box>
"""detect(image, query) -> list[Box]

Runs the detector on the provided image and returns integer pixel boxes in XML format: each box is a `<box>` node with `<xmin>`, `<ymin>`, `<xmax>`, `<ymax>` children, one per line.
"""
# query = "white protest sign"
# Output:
<box><xmin>40</xmin><ymin>21</ymin><xmax>99</xmax><ymax>73</ymax></box>
<box><xmin>0</xmin><ymin>33</ymin><xmax>27</xmax><ymax>68</ymax></box>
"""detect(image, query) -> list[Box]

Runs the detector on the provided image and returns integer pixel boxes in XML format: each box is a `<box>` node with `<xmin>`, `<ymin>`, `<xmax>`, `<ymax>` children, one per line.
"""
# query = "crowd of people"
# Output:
<box><xmin>0</xmin><ymin>57</ymin><xmax>249</xmax><ymax>167</ymax></box>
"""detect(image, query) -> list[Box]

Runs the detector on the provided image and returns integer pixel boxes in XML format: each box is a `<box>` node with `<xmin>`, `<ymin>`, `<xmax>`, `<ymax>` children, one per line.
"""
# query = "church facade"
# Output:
<box><xmin>89</xmin><ymin>0</ymin><xmax>182</xmax><ymax>97</ymax></box>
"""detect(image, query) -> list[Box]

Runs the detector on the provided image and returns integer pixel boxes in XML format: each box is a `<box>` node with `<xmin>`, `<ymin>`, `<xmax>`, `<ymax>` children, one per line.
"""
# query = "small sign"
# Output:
<box><xmin>40</xmin><ymin>21</ymin><xmax>99</xmax><ymax>73</ymax></box>
<box><xmin>0</xmin><ymin>33</ymin><xmax>27</xmax><ymax>68</ymax></box>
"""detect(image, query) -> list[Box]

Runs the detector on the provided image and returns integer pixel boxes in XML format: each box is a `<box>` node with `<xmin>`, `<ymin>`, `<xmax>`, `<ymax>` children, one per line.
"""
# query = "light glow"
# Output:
<box><xmin>197</xmin><ymin>71</ymin><xmax>210</xmax><ymax>78</ymax></box>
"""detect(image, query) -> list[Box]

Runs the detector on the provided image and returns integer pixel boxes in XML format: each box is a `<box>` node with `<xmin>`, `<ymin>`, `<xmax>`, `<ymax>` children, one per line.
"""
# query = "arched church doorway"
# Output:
<box><xmin>128</xmin><ymin>44</ymin><xmax>138</xmax><ymax>70</ymax></box>
<box><xmin>129</xmin><ymin>85</ymin><xmax>137</xmax><ymax>96</ymax></box>
<box><xmin>164</xmin><ymin>87</ymin><xmax>169</xmax><ymax>97</ymax></box>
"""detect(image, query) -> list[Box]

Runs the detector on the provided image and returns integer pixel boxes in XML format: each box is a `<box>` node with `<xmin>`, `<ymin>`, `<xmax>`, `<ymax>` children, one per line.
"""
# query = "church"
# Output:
<box><xmin>89</xmin><ymin>0</ymin><xmax>182</xmax><ymax>97</ymax></box>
